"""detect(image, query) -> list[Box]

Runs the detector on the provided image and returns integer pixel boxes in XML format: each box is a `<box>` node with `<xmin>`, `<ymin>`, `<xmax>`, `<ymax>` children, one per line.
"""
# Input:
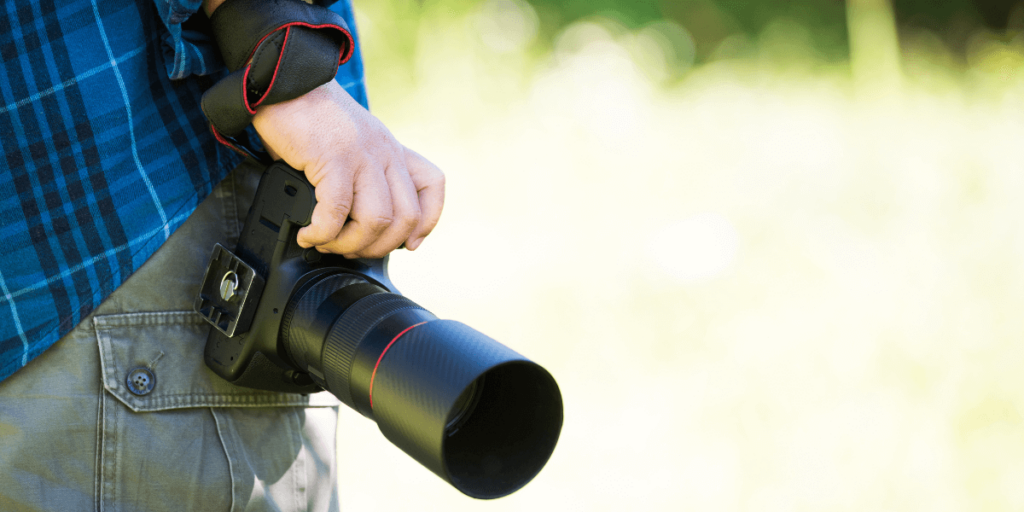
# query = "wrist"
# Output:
<box><xmin>202</xmin><ymin>0</ymin><xmax>228</xmax><ymax>17</ymax></box>
<box><xmin>199</xmin><ymin>0</ymin><xmax>354</xmax><ymax>150</ymax></box>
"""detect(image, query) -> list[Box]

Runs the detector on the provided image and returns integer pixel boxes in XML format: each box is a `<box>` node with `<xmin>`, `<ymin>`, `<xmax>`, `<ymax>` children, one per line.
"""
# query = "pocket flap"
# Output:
<box><xmin>95</xmin><ymin>311</ymin><xmax>339</xmax><ymax>412</ymax></box>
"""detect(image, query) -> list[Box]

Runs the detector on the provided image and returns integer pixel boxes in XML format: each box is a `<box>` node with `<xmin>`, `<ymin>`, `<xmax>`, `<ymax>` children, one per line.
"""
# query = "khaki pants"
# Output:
<box><xmin>0</xmin><ymin>159</ymin><xmax>341</xmax><ymax>512</ymax></box>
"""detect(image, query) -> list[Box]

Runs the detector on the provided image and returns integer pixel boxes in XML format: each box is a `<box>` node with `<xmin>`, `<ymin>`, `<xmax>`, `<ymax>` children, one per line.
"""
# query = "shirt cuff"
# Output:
<box><xmin>152</xmin><ymin>0</ymin><xmax>226</xmax><ymax>79</ymax></box>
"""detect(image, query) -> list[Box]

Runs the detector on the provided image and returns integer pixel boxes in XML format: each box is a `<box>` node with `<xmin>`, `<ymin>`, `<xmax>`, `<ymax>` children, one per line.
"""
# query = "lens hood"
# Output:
<box><xmin>370</xmin><ymin>320</ymin><xmax>563</xmax><ymax>499</ymax></box>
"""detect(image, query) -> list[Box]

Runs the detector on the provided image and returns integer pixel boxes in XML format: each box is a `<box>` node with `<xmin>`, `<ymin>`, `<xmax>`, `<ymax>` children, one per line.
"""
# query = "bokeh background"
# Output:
<box><xmin>332</xmin><ymin>1</ymin><xmax>1024</xmax><ymax>510</ymax></box>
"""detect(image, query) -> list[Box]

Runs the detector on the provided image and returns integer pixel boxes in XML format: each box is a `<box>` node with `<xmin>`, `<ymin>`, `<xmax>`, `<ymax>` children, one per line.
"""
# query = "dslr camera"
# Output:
<box><xmin>194</xmin><ymin>162</ymin><xmax>563</xmax><ymax>499</ymax></box>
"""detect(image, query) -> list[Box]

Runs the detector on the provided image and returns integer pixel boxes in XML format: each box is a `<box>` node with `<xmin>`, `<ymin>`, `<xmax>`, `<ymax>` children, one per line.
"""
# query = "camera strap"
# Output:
<box><xmin>200</xmin><ymin>0</ymin><xmax>354</xmax><ymax>157</ymax></box>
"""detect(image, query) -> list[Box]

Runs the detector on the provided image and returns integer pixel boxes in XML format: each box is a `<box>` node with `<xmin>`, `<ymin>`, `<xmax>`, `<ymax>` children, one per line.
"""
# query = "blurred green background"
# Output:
<box><xmin>333</xmin><ymin>0</ymin><xmax>1024</xmax><ymax>510</ymax></box>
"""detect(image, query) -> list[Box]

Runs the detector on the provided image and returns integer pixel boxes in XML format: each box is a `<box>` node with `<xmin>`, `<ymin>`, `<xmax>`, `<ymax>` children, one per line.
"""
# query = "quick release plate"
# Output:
<box><xmin>194</xmin><ymin>243</ymin><xmax>266</xmax><ymax>337</ymax></box>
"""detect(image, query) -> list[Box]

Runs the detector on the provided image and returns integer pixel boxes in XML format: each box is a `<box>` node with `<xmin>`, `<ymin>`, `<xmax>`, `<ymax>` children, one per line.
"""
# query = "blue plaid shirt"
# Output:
<box><xmin>0</xmin><ymin>0</ymin><xmax>368</xmax><ymax>382</ymax></box>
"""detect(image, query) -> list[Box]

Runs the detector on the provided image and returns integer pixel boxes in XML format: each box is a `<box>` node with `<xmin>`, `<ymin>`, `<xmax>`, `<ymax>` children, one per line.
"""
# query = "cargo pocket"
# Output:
<box><xmin>95</xmin><ymin>311</ymin><xmax>340</xmax><ymax>512</ymax></box>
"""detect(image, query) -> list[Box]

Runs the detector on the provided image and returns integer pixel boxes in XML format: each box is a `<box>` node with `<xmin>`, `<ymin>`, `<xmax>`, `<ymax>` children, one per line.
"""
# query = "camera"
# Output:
<box><xmin>193</xmin><ymin>162</ymin><xmax>563</xmax><ymax>499</ymax></box>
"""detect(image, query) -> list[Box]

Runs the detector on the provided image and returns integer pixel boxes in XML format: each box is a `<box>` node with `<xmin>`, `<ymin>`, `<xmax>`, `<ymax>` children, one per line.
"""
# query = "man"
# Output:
<box><xmin>0</xmin><ymin>0</ymin><xmax>443</xmax><ymax>509</ymax></box>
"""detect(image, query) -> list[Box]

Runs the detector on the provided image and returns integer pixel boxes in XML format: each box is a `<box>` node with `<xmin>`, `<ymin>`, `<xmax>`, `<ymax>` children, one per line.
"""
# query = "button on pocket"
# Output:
<box><xmin>126</xmin><ymin>366</ymin><xmax>156</xmax><ymax>396</ymax></box>
<box><xmin>95</xmin><ymin>311</ymin><xmax>339</xmax><ymax>411</ymax></box>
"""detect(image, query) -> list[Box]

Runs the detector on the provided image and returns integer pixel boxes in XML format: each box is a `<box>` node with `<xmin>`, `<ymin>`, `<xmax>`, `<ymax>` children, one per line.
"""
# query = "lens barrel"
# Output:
<box><xmin>281</xmin><ymin>272</ymin><xmax>563</xmax><ymax>499</ymax></box>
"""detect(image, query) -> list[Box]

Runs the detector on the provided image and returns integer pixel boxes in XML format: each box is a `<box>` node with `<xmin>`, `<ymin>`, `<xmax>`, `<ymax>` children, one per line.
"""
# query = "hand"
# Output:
<box><xmin>251</xmin><ymin>80</ymin><xmax>445</xmax><ymax>258</ymax></box>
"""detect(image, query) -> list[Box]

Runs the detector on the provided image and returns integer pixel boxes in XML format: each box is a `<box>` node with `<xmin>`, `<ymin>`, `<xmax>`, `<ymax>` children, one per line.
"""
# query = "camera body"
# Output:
<box><xmin>195</xmin><ymin>161</ymin><xmax>390</xmax><ymax>395</ymax></box>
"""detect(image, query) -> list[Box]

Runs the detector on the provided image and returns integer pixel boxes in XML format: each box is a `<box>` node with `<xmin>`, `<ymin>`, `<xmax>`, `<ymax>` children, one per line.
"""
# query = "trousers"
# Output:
<box><xmin>0</xmin><ymin>159</ymin><xmax>342</xmax><ymax>512</ymax></box>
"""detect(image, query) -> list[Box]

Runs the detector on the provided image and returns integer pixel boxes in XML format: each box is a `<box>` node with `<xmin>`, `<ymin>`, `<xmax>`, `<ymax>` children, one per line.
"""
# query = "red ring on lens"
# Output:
<box><xmin>368</xmin><ymin>321</ymin><xmax>428</xmax><ymax>408</ymax></box>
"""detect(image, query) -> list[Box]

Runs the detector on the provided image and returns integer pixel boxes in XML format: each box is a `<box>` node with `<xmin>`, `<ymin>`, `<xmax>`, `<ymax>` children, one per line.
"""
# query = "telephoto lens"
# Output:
<box><xmin>280</xmin><ymin>271</ymin><xmax>563</xmax><ymax>499</ymax></box>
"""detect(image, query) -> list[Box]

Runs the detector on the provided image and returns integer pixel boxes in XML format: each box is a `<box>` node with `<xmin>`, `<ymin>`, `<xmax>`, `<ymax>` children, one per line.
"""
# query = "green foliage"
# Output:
<box><xmin>360</xmin><ymin>0</ymin><xmax>1020</xmax><ymax>75</ymax></box>
<box><xmin>522</xmin><ymin>0</ymin><xmax>1017</xmax><ymax>62</ymax></box>
<box><xmin>525</xmin><ymin>0</ymin><xmax>849</xmax><ymax>61</ymax></box>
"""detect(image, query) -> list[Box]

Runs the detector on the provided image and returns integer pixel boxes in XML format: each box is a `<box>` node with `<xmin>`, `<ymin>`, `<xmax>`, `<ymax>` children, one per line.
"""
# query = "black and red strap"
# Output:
<box><xmin>200</xmin><ymin>0</ymin><xmax>355</xmax><ymax>153</ymax></box>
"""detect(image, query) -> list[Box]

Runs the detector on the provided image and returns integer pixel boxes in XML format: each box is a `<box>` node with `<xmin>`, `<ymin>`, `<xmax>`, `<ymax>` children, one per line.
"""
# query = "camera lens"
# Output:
<box><xmin>280</xmin><ymin>271</ymin><xmax>563</xmax><ymax>499</ymax></box>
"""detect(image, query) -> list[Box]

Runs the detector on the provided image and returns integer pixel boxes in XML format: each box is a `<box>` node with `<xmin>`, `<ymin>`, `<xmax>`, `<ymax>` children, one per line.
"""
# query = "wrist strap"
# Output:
<box><xmin>209</xmin><ymin>0</ymin><xmax>354</xmax><ymax>72</ymax></box>
<box><xmin>201</xmin><ymin>0</ymin><xmax>354</xmax><ymax>147</ymax></box>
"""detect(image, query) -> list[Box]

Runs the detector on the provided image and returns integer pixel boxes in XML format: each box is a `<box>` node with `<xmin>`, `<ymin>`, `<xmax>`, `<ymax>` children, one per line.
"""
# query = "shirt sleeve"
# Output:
<box><xmin>150</xmin><ymin>0</ymin><xmax>345</xmax><ymax>80</ymax></box>
<box><xmin>150</xmin><ymin>0</ymin><xmax>224</xmax><ymax>79</ymax></box>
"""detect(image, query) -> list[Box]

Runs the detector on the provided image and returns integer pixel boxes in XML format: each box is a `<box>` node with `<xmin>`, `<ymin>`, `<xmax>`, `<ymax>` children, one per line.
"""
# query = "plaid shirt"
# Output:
<box><xmin>0</xmin><ymin>0</ymin><xmax>367</xmax><ymax>382</ymax></box>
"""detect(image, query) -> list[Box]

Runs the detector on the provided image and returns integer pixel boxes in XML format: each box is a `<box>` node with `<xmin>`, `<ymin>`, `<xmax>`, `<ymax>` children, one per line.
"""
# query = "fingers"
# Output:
<box><xmin>299</xmin><ymin>147</ymin><xmax>445</xmax><ymax>257</ymax></box>
<box><xmin>296</xmin><ymin>165</ymin><xmax>354</xmax><ymax>249</ymax></box>
<box><xmin>293</xmin><ymin>153</ymin><xmax>445</xmax><ymax>256</ymax></box>
<box><xmin>350</xmin><ymin>158</ymin><xmax>421</xmax><ymax>258</ymax></box>
<box><xmin>308</xmin><ymin>159</ymin><xmax>395</xmax><ymax>256</ymax></box>
<box><xmin>402</xmin><ymin>146</ymin><xmax>445</xmax><ymax>251</ymax></box>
